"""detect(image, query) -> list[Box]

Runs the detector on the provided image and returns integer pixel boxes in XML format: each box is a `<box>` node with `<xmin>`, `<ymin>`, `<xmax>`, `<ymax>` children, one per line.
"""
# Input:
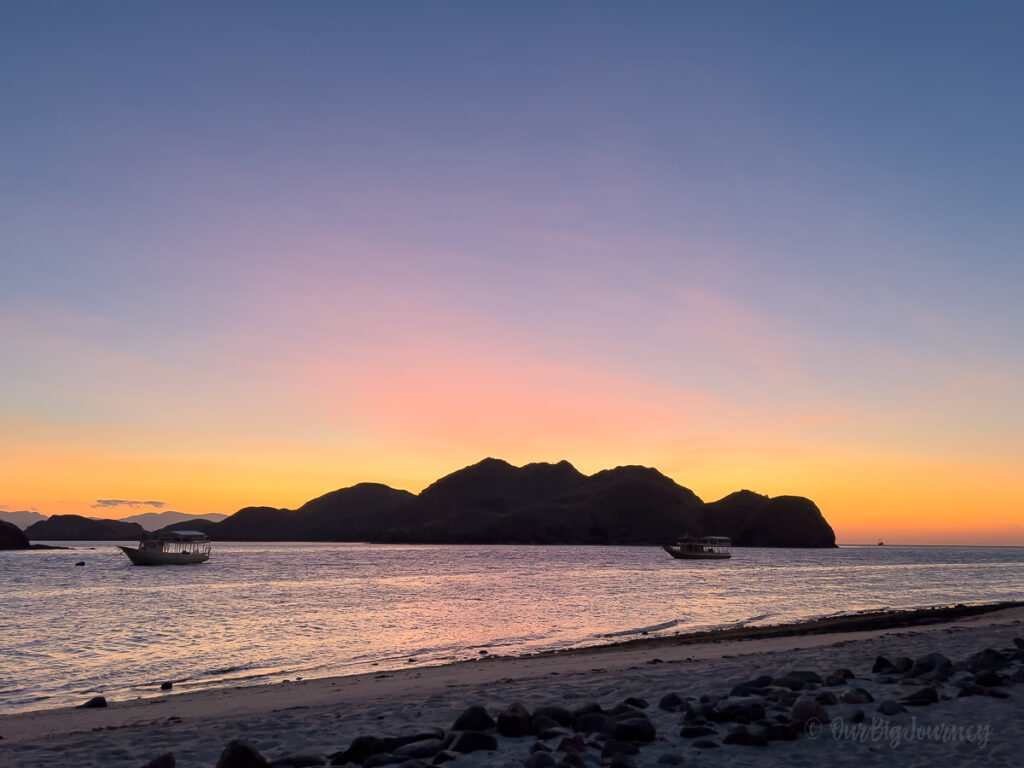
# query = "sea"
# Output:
<box><xmin>1</xmin><ymin>543</ymin><xmax>1022</xmax><ymax>715</ymax></box>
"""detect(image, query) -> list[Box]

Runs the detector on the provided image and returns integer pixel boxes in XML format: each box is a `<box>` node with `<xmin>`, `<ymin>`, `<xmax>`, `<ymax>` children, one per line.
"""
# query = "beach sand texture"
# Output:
<box><xmin>1</xmin><ymin>605</ymin><xmax>1022</xmax><ymax>767</ymax></box>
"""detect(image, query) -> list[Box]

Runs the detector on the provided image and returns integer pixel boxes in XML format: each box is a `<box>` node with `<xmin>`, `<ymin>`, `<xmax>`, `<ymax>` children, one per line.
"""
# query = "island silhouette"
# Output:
<box><xmin>24</xmin><ymin>459</ymin><xmax>836</xmax><ymax>547</ymax></box>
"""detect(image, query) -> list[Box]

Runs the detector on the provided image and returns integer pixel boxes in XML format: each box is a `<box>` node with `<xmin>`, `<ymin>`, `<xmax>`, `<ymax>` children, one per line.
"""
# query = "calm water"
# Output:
<box><xmin>1</xmin><ymin>543</ymin><xmax>1022</xmax><ymax>714</ymax></box>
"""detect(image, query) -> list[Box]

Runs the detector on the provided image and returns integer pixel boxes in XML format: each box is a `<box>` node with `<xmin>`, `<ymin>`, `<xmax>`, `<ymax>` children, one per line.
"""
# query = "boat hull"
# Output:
<box><xmin>119</xmin><ymin>546</ymin><xmax>209</xmax><ymax>566</ymax></box>
<box><xmin>662</xmin><ymin>544</ymin><xmax>731</xmax><ymax>560</ymax></box>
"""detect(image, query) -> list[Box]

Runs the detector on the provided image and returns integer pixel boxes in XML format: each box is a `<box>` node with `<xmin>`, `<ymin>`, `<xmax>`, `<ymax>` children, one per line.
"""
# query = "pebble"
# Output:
<box><xmin>839</xmin><ymin>687</ymin><xmax>874</xmax><ymax>704</ymax></box>
<box><xmin>771</xmin><ymin>676</ymin><xmax>806</xmax><ymax>691</ymax></box>
<box><xmin>601</xmin><ymin>739</ymin><xmax>640</xmax><ymax>758</ymax></box>
<box><xmin>555</xmin><ymin>735</ymin><xmax>586</xmax><ymax>755</ymax></box>
<box><xmin>722</xmin><ymin>725</ymin><xmax>767</xmax><ymax>747</ymax></box>
<box><xmin>216</xmin><ymin>740</ymin><xmax>269</xmax><ymax>768</ymax></box>
<box><xmin>524</xmin><ymin>753</ymin><xmax>557</xmax><ymax>768</ymax></box>
<box><xmin>968</xmin><ymin>648</ymin><xmax>1008</xmax><ymax>673</ymax></box>
<box><xmin>448</xmin><ymin>731</ymin><xmax>497</xmax><ymax>754</ymax></box>
<box><xmin>533</xmin><ymin>705</ymin><xmax>574</xmax><ymax>727</ymax></box>
<box><xmin>764</xmin><ymin>724</ymin><xmax>797</xmax><ymax>741</ymax></box>
<box><xmin>497</xmin><ymin>703</ymin><xmax>532</xmax><ymax>737</ymax></box>
<box><xmin>974</xmin><ymin>670</ymin><xmax>1005</xmax><ymax>687</ymax></box>
<box><xmin>363</xmin><ymin>755</ymin><xmax>402</xmax><ymax>768</ymax></box>
<box><xmin>679</xmin><ymin>725</ymin><xmax>716</xmax><ymax>738</ymax></box>
<box><xmin>540</xmin><ymin>728</ymin><xmax>574</xmax><ymax>741</ymax></box>
<box><xmin>787</xmin><ymin>670</ymin><xmax>823</xmax><ymax>685</ymax></box>
<box><xmin>394</xmin><ymin>739</ymin><xmax>443</xmax><ymax>759</ymax></box>
<box><xmin>451</xmin><ymin>705</ymin><xmax>495</xmax><ymax>732</ymax></box>
<box><xmin>709</xmin><ymin>699</ymin><xmax>765</xmax><ymax>724</ymax></box>
<box><xmin>575</xmin><ymin>712</ymin><xmax>611</xmax><ymax>734</ymax></box>
<box><xmin>611</xmin><ymin>718</ymin><xmax>656</xmax><ymax>742</ymax></box>
<box><xmin>556</xmin><ymin>753</ymin><xmax>588</xmax><ymax>768</ymax></box>
<box><xmin>877</xmin><ymin>699</ymin><xmax>906</xmax><ymax>715</ymax></box>
<box><xmin>268</xmin><ymin>755</ymin><xmax>324</xmax><ymax>768</ymax></box>
<box><xmin>901</xmin><ymin>686</ymin><xmax>939</xmax><ymax>706</ymax></box>
<box><xmin>691</xmin><ymin>739</ymin><xmax>720</xmax><ymax>749</ymax></box>
<box><xmin>872</xmin><ymin>656</ymin><xmax>894</xmax><ymax>673</ymax></box>
<box><xmin>657</xmin><ymin>692</ymin><xmax>684</xmax><ymax>711</ymax></box>
<box><xmin>814</xmin><ymin>691</ymin><xmax>838</xmax><ymax>706</ymax></box>
<box><xmin>789</xmin><ymin>695</ymin><xmax>829</xmax><ymax>728</ymax></box>
<box><xmin>332</xmin><ymin>735</ymin><xmax>384</xmax><ymax>765</ymax></box>
<box><xmin>984</xmin><ymin>687</ymin><xmax>1010</xmax><ymax>699</ymax></box>
<box><xmin>570</xmin><ymin>702</ymin><xmax>603</xmax><ymax>718</ymax></box>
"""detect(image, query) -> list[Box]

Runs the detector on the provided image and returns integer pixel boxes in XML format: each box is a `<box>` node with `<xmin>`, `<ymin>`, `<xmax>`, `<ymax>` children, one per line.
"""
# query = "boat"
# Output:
<box><xmin>119</xmin><ymin>530</ymin><xmax>211</xmax><ymax>565</ymax></box>
<box><xmin>662</xmin><ymin>534</ymin><xmax>732</xmax><ymax>559</ymax></box>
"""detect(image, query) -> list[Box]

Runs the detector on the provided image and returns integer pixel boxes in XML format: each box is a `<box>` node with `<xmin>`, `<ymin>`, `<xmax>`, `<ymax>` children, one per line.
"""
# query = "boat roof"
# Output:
<box><xmin>148</xmin><ymin>530</ymin><xmax>209</xmax><ymax>541</ymax></box>
<box><xmin>678</xmin><ymin>534</ymin><xmax>731</xmax><ymax>542</ymax></box>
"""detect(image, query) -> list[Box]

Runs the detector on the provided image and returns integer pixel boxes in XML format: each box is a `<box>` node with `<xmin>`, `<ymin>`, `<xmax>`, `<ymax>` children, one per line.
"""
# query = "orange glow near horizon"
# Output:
<box><xmin>4</xmin><ymin>427</ymin><xmax>1022</xmax><ymax>545</ymax></box>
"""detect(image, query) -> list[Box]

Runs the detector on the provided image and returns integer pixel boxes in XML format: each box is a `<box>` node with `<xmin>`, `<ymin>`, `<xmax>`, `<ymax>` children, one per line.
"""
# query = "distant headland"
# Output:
<box><xmin>0</xmin><ymin>520</ymin><xmax>66</xmax><ymax>550</ymax></box>
<box><xmin>22</xmin><ymin>459</ymin><xmax>837</xmax><ymax>547</ymax></box>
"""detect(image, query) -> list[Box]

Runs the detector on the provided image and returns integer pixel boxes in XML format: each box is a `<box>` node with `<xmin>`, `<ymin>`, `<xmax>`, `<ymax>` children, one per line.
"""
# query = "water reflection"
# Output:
<box><xmin>1</xmin><ymin>543</ymin><xmax>1021</xmax><ymax>713</ymax></box>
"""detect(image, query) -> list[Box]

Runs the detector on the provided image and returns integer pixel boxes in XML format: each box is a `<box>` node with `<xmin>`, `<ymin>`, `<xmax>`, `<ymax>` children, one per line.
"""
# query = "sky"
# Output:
<box><xmin>1</xmin><ymin>1</ymin><xmax>1022</xmax><ymax>544</ymax></box>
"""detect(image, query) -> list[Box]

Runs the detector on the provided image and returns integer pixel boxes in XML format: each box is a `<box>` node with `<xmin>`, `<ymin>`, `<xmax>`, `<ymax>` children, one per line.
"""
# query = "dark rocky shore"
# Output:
<box><xmin>143</xmin><ymin>638</ymin><xmax>1023</xmax><ymax>767</ymax></box>
<box><xmin>123</xmin><ymin>606</ymin><xmax>1024</xmax><ymax>768</ymax></box>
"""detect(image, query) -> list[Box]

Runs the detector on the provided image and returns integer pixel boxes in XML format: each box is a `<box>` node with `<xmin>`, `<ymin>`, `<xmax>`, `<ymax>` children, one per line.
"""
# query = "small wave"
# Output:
<box><xmin>599</xmin><ymin>619</ymin><xmax>681</xmax><ymax>638</ymax></box>
<box><xmin>200</xmin><ymin>663</ymin><xmax>252</xmax><ymax>678</ymax></box>
<box><xmin>714</xmin><ymin>613</ymin><xmax>776</xmax><ymax>630</ymax></box>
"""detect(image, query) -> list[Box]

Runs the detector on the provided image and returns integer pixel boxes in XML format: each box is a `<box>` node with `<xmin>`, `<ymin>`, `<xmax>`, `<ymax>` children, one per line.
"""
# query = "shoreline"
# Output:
<box><xmin>6</xmin><ymin>606</ymin><xmax>1015</xmax><ymax>724</ymax></box>
<box><xmin>559</xmin><ymin>601</ymin><xmax>1024</xmax><ymax>655</ymax></box>
<box><xmin>3</xmin><ymin>600</ymin><xmax>1022</xmax><ymax>761</ymax></box>
<box><xmin>5</xmin><ymin>601</ymin><xmax>1020</xmax><ymax>722</ymax></box>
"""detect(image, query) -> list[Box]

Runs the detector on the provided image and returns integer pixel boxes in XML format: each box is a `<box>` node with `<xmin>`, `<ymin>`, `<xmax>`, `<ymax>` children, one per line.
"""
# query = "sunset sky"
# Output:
<box><xmin>2</xmin><ymin>2</ymin><xmax>1021</xmax><ymax>545</ymax></box>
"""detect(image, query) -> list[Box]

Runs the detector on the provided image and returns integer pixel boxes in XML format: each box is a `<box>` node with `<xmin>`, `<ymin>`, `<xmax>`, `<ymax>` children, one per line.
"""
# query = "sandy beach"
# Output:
<box><xmin>2</xmin><ymin>603</ymin><xmax>1022</xmax><ymax>767</ymax></box>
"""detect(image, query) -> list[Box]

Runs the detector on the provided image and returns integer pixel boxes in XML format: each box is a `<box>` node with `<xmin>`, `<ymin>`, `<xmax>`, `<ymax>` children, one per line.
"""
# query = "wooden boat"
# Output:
<box><xmin>119</xmin><ymin>530</ymin><xmax>211</xmax><ymax>565</ymax></box>
<box><xmin>662</xmin><ymin>535</ymin><xmax>732</xmax><ymax>559</ymax></box>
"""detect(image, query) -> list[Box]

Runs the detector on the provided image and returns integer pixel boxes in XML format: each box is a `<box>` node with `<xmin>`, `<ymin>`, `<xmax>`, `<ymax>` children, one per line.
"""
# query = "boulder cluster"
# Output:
<box><xmin>132</xmin><ymin>637</ymin><xmax>1024</xmax><ymax>768</ymax></box>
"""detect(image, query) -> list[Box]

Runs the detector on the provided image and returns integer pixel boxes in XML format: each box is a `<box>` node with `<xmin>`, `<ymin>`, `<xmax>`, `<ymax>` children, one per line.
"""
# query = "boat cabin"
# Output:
<box><xmin>674</xmin><ymin>535</ymin><xmax>732</xmax><ymax>556</ymax></box>
<box><xmin>139</xmin><ymin>530</ymin><xmax>212</xmax><ymax>557</ymax></box>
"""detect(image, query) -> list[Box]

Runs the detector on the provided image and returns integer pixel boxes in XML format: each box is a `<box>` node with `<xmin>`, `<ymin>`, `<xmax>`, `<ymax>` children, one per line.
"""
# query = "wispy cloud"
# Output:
<box><xmin>91</xmin><ymin>499</ymin><xmax>165</xmax><ymax>509</ymax></box>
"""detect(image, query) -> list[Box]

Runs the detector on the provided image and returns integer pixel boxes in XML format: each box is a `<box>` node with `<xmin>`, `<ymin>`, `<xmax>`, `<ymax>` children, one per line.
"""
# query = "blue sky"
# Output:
<box><xmin>1</xmin><ymin>2</ymin><xmax>1022</xmax><ymax>542</ymax></box>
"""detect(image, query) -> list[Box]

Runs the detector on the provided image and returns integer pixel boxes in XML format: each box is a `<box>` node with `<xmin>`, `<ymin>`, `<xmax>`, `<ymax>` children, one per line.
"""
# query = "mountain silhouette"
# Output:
<box><xmin>207</xmin><ymin>484</ymin><xmax>416</xmax><ymax>541</ymax></box>
<box><xmin>198</xmin><ymin>458</ymin><xmax>836</xmax><ymax>547</ymax></box>
<box><xmin>0</xmin><ymin>510</ymin><xmax>48</xmax><ymax>530</ymax></box>
<box><xmin>117</xmin><ymin>510</ymin><xmax>227</xmax><ymax>528</ymax></box>
<box><xmin>24</xmin><ymin>515</ymin><xmax>145</xmax><ymax>541</ymax></box>
<box><xmin>20</xmin><ymin>460</ymin><xmax>836</xmax><ymax>546</ymax></box>
<box><xmin>0</xmin><ymin>519</ymin><xmax>31</xmax><ymax>549</ymax></box>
